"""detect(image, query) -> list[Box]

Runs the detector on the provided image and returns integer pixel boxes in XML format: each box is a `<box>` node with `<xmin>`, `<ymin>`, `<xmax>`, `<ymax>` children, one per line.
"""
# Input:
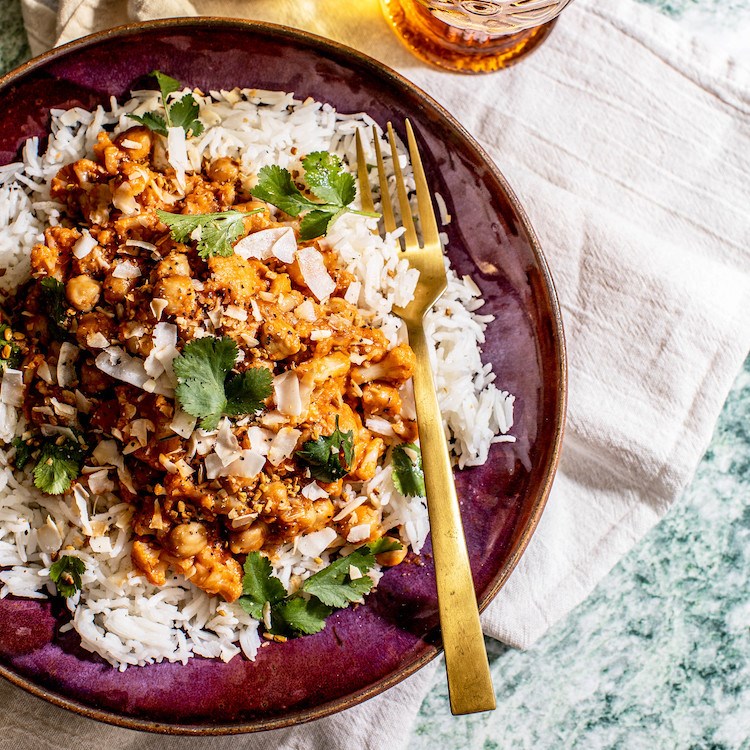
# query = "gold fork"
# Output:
<box><xmin>356</xmin><ymin>121</ymin><xmax>496</xmax><ymax>715</ymax></box>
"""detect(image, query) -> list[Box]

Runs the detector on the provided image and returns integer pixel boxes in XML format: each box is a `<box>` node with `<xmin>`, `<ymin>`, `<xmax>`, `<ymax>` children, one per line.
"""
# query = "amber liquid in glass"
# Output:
<box><xmin>381</xmin><ymin>0</ymin><xmax>559</xmax><ymax>73</ymax></box>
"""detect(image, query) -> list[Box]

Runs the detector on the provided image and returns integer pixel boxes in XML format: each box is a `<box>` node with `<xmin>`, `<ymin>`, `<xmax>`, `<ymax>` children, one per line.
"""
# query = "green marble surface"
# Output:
<box><xmin>0</xmin><ymin>2</ymin><xmax>748</xmax><ymax>748</ymax></box>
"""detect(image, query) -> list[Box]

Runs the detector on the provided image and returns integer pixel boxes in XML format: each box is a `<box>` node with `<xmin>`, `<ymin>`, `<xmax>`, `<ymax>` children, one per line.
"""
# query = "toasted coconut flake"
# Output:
<box><xmin>112</xmin><ymin>260</ymin><xmax>142</xmax><ymax>279</ymax></box>
<box><xmin>95</xmin><ymin>347</ymin><xmax>173</xmax><ymax>397</ymax></box>
<box><xmin>365</xmin><ymin>416</ymin><xmax>396</xmax><ymax>438</ymax></box>
<box><xmin>310</xmin><ymin>330</ymin><xmax>331</xmax><ymax>341</ymax></box>
<box><xmin>301</xmin><ymin>482</ymin><xmax>329</xmax><ymax>501</ymax></box>
<box><xmin>293</xmin><ymin>299</ymin><xmax>316</xmax><ymax>322</ymax></box>
<box><xmin>50</xmin><ymin>397</ymin><xmax>76</xmax><ymax>419</ymax></box>
<box><xmin>170</xmin><ymin>407</ymin><xmax>197</xmax><ymax>439</ymax></box>
<box><xmin>37</xmin><ymin>360</ymin><xmax>53</xmax><ymax>384</ymax></box>
<box><xmin>344</xmin><ymin>280</ymin><xmax>361</xmax><ymax>305</ymax></box>
<box><xmin>224</xmin><ymin>305</ymin><xmax>248</xmax><ymax>321</ymax></box>
<box><xmin>234</xmin><ymin>226</ymin><xmax>296</xmax><ymax>263</ymax></box>
<box><xmin>333</xmin><ymin>495</ymin><xmax>367</xmax><ymax>522</ymax></box>
<box><xmin>37</xmin><ymin>516</ymin><xmax>63</xmax><ymax>554</ymax></box>
<box><xmin>88</xmin><ymin>469</ymin><xmax>114</xmax><ymax>495</ymax></box>
<box><xmin>296</xmin><ymin>246</ymin><xmax>336</xmax><ymax>301</ymax></box>
<box><xmin>0</xmin><ymin>368</ymin><xmax>24</xmax><ymax>407</ymax></box>
<box><xmin>268</xmin><ymin>427</ymin><xmax>302</xmax><ymax>466</ymax></box>
<box><xmin>72</xmin><ymin>230</ymin><xmax>98</xmax><ymax>259</ymax></box>
<box><xmin>74</xmin><ymin>389</ymin><xmax>92</xmax><ymax>414</ymax></box>
<box><xmin>215</xmin><ymin>418</ymin><xmax>241</xmax><ymax>466</ymax></box>
<box><xmin>112</xmin><ymin>182</ymin><xmax>139</xmax><ymax>215</ymax></box>
<box><xmin>86</xmin><ymin>332</ymin><xmax>110</xmax><ymax>349</ymax></box>
<box><xmin>167</xmin><ymin>126</ymin><xmax>189</xmax><ymax>189</ymax></box>
<box><xmin>125</xmin><ymin>239</ymin><xmax>158</xmax><ymax>252</ymax></box>
<box><xmin>150</xmin><ymin>298</ymin><xmax>168</xmax><ymax>320</ymax></box>
<box><xmin>57</xmin><ymin>342</ymin><xmax>79</xmax><ymax>388</ymax></box>
<box><xmin>272</xmin><ymin>371</ymin><xmax>302</xmax><ymax>417</ymax></box>
<box><xmin>296</xmin><ymin>527</ymin><xmax>337</xmax><ymax>559</ymax></box>
<box><xmin>346</xmin><ymin>523</ymin><xmax>372</xmax><ymax>544</ymax></box>
<box><xmin>246</xmin><ymin>426</ymin><xmax>272</xmax><ymax>456</ymax></box>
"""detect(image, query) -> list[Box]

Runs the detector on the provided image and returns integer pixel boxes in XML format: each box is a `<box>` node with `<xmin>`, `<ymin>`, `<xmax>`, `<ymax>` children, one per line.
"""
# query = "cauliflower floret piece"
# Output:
<box><xmin>351</xmin><ymin>344</ymin><xmax>416</xmax><ymax>387</ymax></box>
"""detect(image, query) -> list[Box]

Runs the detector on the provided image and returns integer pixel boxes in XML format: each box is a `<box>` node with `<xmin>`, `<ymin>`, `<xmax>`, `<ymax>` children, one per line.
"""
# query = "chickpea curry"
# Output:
<box><xmin>8</xmin><ymin>123</ymin><xmax>421</xmax><ymax>607</ymax></box>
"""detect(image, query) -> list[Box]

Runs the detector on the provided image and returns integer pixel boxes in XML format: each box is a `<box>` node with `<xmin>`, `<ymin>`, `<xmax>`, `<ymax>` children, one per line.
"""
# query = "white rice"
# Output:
<box><xmin>0</xmin><ymin>88</ymin><xmax>515</xmax><ymax>669</ymax></box>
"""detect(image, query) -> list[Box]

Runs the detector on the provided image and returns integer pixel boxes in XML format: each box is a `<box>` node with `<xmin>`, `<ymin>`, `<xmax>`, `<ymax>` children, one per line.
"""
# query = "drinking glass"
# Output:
<box><xmin>381</xmin><ymin>0</ymin><xmax>573</xmax><ymax>73</ymax></box>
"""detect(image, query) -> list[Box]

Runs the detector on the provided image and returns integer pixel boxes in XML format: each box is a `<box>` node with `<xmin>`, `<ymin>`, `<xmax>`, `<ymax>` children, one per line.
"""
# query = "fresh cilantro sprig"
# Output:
<box><xmin>156</xmin><ymin>209</ymin><xmax>262</xmax><ymax>259</ymax></box>
<box><xmin>391</xmin><ymin>443</ymin><xmax>426</xmax><ymax>498</ymax></box>
<box><xmin>173</xmin><ymin>336</ymin><xmax>273</xmax><ymax>431</ymax></box>
<box><xmin>49</xmin><ymin>555</ymin><xmax>85</xmax><ymax>598</ymax></box>
<box><xmin>295</xmin><ymin>416</ymin><xmax>354</xmax><ymax>482</ymax></box>
<box><xmin>129</xmin><ymin>71</ymin><xmax>204</xmax><ymax>138</ymax></box>
<box><xmin>238</xmin><ymin>537</ymin><xmax>402</xmax><ymax>637</ymax></box>
<box><xmin>252</xmin><ymin>151</ymin><xmax>378</xmax><ymax>241</ymax></box>
<box><xmin>32</xmin><ymin>431</ymin><xmax>87</xmax><ymax>495</ymax></box>
<box><xmin>39</xmin><ymin>277</ymin><xmax>71</xmax><ymax>341</ymax></box>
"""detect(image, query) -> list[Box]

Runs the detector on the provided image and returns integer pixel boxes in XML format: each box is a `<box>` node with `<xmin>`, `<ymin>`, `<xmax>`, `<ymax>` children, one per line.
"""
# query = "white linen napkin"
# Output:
<box><xmin>9</xmin><ymin>0</ymin><xmax>750</xmax><ymax>746</ymax></box>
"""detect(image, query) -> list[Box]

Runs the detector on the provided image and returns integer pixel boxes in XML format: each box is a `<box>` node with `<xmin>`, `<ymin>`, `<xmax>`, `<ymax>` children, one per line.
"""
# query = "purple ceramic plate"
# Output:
<box><xmin>0</xmin><ymin>19</ymin><xmax>566</xmax><ymax>733</ymax></box>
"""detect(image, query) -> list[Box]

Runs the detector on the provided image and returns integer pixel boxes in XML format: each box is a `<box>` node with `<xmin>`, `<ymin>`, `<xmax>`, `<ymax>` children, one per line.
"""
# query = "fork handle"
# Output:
<box><xmin>405</xmin><ymin>320</ymin><xmax>496</xmax><ymax>715</ymax></box>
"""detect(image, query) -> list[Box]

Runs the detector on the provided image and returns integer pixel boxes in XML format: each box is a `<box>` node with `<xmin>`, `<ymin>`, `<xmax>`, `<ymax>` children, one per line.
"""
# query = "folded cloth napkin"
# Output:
<box><xmin>9</xmin><ymin>0</ymin><xmax>750</xmax><ymax>746</ymax></box>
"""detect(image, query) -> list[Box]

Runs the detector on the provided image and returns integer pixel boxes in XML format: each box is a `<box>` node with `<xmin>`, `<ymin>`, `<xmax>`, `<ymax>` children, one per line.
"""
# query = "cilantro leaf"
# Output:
<box><xmin>11</xmin><ymin>436</ymin><xmax>35</xmax><ymax>470</ymax></box>
<box><xmin>224</xmin><ymin>368</ymin><xmax>273</xmax><ymax>417</ymax></box>
<box><xmin>295</xmin><ymin>416</ymin><xmax>354</xmax><ymax>482</ymax></box>
<box><xmin>167</xmin><ymin>94</ymin><xmax>204</xmax><ymax>137</ymax></box>
<box><xmin>252</xmin><ymin>165</ymin><xmax>318</xmax><ymax>217</ymax></box>
<box><xmin>33</xmin><ymin>433</ymin><xmax>86</xmax><ymax>495</ymax></box>
<box><xmin>275</xmin><ymin>597</ymin><xmax>331</xmax><ymax>635</ymax></box>
<box><xmin>302</xmin><ymin>152</ymin><xmax>356</xmax><ymax>206</ymax></box>
<box><xmin>49</xmin><ymin>555</ymin><xmax>85</xmax><ymax>598</ymax></box>
<box><xmin>128</xmin><ymin>111</ymin><xmax>168</xmax><ymax>137</ymax></box>
<box><xmin>301</xmin><ymin>555</ymin><xmax>374</xmax><ymax>608</ymax></box>
<box><xmin>153</xmin><ymin>70</ymin><xmax>181</xmax><ymax>100</ymax></box>
<box><xmin>238</xmin><ymin>552</ymin><xmax>287</xmax><ymax>619</ymax></box>
<box><xmin>156</xmin><ymin>209</ymin><xmax>258</xmax><ymax>258</ymax></box>
<box><xmin>39</xmin><ymin>277</ymin><xmax>71</xmax><ymax>340</ymax></box>
<box><xmin>251</xmin><ymin>153</ymin><xmax>378</xmax><ymax>240</ymax></box>
<box><xmin>173</xmin><ymin>336</ymin><xmax>272</xmax><ymax>430</ymax></box>
<box><xmin>299</xmin><ymin>208</ymin><xmax>338</xmax><ymax>242</ymax></box>
<box><xmin>129</xmin><ymin>71</ymin><xmax>204</xmax><ymax>137</ymax></box>
<box><xmin>300</xmin><ymin>539</ymin><xmax>401</xmax><ymax>608</ymax></box>
<box><xmin>391</xmin><ymin>443</ymin><xmax>426</xmax><ymax>498</ymax></box>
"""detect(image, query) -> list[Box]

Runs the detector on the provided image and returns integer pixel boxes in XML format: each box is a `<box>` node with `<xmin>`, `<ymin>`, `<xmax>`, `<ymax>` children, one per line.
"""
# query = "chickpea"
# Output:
<box><xmin>376</xmin><ymin>537</ymin><xmax>408</xmax><ymax>567</ymax></box>
<box><xmin>261</xmin><ymin>481</ymin><xmax>288</xmax><ymax>509</ymax></box>
<box><xmin>153</xmin><ymin>275</ymin><xmax>196</xmax><ymax>316</ymax></box>
<box><xmin>229</xmin><ymin>520</ymin><xmax>268</xmax><ymax>555</ymax></box>
<box><xmin>75</xmin><ymin>312</ymin><xmax>116</xmax><ymax>349</ymax></box>
<box><xmin>168</xmin><ymin>522</ymin><xmax>208</xmax><ymax>558</ymax></box>
<box><xmin>300</xmin><ymin>498</ymin><xmax>335</xmax><ymax>532</ymax></box>
<box><xmin>65</xmin><ymin>274</ymin><xmax>101</xmax><ymax>312</ymax></box>
<box><xmin>340</xmin><ymin>504</ymin><xmax>380</xmax><ymax>543</ymax></box>
<box><xmin>154</xmin><ymin>252</ymin><xmax>191</xmax><ymax>280</ymax></box>
<box><xmin>207</xmin><ymin>157</ymin><xmax>239</xmax><ymax>184</ymax></box>
<box><xmin>103</xmin><ymin>273</ymin><xmax>133</xmax><ymax>303</ymax></box>
<box><xmin>115</xmin><ymin>127</ymin><xmax>152</xmax><ymax>161</ymax></box>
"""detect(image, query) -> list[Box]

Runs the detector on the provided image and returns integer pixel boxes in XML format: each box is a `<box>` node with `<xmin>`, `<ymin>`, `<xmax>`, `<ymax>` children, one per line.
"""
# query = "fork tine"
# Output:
<box><xmin>372</xmin><ymin>125</ymin><xmax>397</xmax><ymax>235</ymax></box>
<box><xmin>405</xmin><ymin>119</ymin><xmax>441</xmax><ymax>249</ymax></box>
<box><xmin>387</xmin><ymin>122</ymin><xmax>419</xmax><ymax>249</ymax></box>
<box><xmin>355</xmin><ymin>128</ymin><xmax>375</xmax><ymax>215</ymax></box>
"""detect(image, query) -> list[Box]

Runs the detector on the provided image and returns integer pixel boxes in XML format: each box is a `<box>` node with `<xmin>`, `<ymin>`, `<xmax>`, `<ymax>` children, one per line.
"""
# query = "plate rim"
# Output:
<box><xmin>0</xmin><ymin>16</ymin><xmax>567</xmax><ymax>734</ymax></box>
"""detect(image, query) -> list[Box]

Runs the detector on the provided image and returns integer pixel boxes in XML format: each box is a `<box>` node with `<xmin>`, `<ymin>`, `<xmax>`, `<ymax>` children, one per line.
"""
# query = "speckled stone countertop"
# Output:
<box><xmin>0</xmin><ymin>1</ymin><xmax>748</xmax><ymax>747</ymax></box>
